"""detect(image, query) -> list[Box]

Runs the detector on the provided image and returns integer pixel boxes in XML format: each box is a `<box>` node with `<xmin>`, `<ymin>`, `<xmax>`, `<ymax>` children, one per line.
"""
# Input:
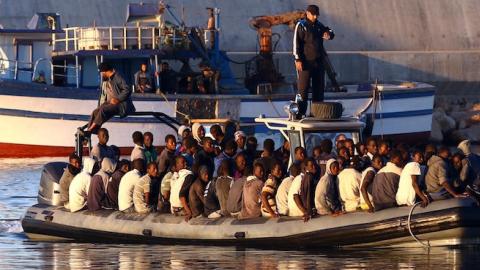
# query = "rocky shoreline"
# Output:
<box><xmin>431</xmin><ymin>83</ymin><xmax>480</xmax><ymax>144</ymax></box>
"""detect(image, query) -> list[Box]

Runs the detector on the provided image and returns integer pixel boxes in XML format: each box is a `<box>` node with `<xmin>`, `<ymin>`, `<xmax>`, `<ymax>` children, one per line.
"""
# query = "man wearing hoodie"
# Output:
<box><xmin>118</xmin><ymin>159</ymin><xmax>145</xmax><ymax>212</ymax></box>
<box><xmin>59</xmin><ymin>153</ymin><xmax>82</xmax><ymax>208</ymax></box>
<box><xmin>69</xmin><ymin>157</ymin><xmax>97</xmax><ymax>212</ymax></box>
<box><xmin>87</xmin><ymin>157</ymin><xmax>117</xmax><ymax>211</ymax></box>
<box><xmin>426</xmin><ymin>147</ymin><xmax>466</xmax><ymax>200</ymax></box>
<box><xmin>458</xmin><ymin>140</ymin><xmax>480</xmax><ymax>188</ymax></box>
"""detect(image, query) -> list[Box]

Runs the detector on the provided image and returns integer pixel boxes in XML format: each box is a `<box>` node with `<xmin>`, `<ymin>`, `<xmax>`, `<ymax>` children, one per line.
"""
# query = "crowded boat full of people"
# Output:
<box><xmin>22</xmin><ymin>116</ymin><xmax>480</xmax><ymax>248</ymax></box>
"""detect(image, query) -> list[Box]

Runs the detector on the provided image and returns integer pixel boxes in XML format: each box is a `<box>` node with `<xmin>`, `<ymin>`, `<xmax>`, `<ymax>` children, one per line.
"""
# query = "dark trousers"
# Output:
<box><xmin>297</xmin><ymin>60</ymin><xmax>325</xmax><ymax>116</ymax></box>
<box><xmin>89</xmin><ymin>103</ymin><xmax>120</xmax><ymax>128</ymax></box>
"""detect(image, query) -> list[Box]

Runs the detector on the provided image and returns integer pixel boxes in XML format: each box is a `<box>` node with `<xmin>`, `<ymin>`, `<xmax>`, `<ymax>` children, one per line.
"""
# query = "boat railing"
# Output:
<box><xmin>0</xmin><ymin>58</ymin><xmax>80</xmax><ymax>87</ymax></box>
<box><xmin>52</xmin><ymin>26</ymin><xmax>217</xmax><ymax>53</ymax></box>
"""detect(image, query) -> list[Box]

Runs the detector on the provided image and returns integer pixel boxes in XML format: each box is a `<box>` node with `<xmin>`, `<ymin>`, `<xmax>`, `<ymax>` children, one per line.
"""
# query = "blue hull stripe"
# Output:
<box><xmin>0</xmin><ymin>107</ymin><xmax>432</xmax><ymax>124</ymax></box>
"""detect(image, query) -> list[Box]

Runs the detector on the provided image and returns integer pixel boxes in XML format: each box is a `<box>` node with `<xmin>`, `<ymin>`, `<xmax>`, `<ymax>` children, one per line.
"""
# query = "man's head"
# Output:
<box><xmin>289</xmin><ymin>163</ymin><xmax>301</xmax><ymax>178</ymax></box>
<box><xmin>366</xmin><ymin>137</ymin><xmax>378</xmax><ymax>155</ymax></box>
<box><xmin>140</xmin><ymin>63</ymin><xmax>148</xmax><ymax>72</ymax></box>
<box><xmin>263</xmin><ymin>139</ymin><xmax>275</xmax><ymax>155</ymax></box>
<box><xmin>452</xmin><ymin>153</ymin><xmax>464</xmax><ymax>171</ymax></box>
<box><xmin>246</xmin><ymin>136</ymin><xmax>258</xmax><ymax>152</ymax></box>
<box><xmin>313</xmin><ymin>146</ymin><xmax>322</xmax><ymax>159</ymax></box>
<box><xmin>210</xmin><ymin>124</ymin><xmax>224</xmax><ymax>141</ymax></box>
<box><xmin>294</xmin><ymin>146</ymin><xmax>306</xmax><ymax>162</ymax></box>
<box><xmin>235</xmin><ymin>152</ymin><xmax>247</xmax><ymax>172</ymax></box>
<box><xmin>175</xmin><ymin>155</ymin><xmax>187</xmax><ymax>171</ymax></box>
<box><xmin>68</xmin><ymin>152</ymin><xmax>81</xmax><ymax>169</ymax></box>
<box><xmin>320</xmin><ymin>139</ymin><xmax>333</xmax><ymax>154</ymax></box>
<box><xmin>202</xmin><ymin>137</ymin><xmax>215</xmax><ymax>153</ymax></box>
<box><xmin>97</xmin><ymin>128</ymin><xmax>109</xmax><ymax>145</ymax></box>
<box><xmin>438</xmin><ymin>146</ymin><xmax>451</xmax><ymax>160</ymax></box>
<box><xmin>344</xmin><ymin>139</ymin><xmax>355</xmax><ymax>156</ymax></box>
<box><xmin>253</xmin><ymin>162</ymin><xmax>265</xmax><ymax>181</ymax></box>
<box><xmin>234</xmin><ymin>131</ymin><xmax>246</xmax><ymax>150</ymax></box>
<box><xmin>412</xmin><ymin>150</ymin><xmax>425</xmax><ymax>165</ymax></box>
<box><xmin>165</xmin><ymin>134</ymin><xmax>177</xmax><ymax>152</ymax></box>
<box><xmin>306</xmin><ymin>4</ymin><xmax>319</xmax><ymax>22</ymax></box>
<box><xmin>378</xmin><ymin>140</ymin><xmax>390</xmax><ymax>156</ymax></box>
<box><xmin>389</xmin><ymin>150</ymin><xmax>404</xmax><ymax>167</ymax></box>
<box><xmin>117</xmin><ymin>159</ymin><xmax>131</xmax><ymax>173</ymax></box>
<box><xmin>219</xmin><ymin>159</ymin><xmax>233</xmax><ymax>177</ymax></box>
<box><xmin>98</xmin><ymin>62</ymin><xmax>114</xmax><ymax>80</ymax></box>
<box><xmin>199</xmin><ymin>165</ymin><xmax>210</xmax><ymax>182</ymax></box>
<box><xmin>144</xmin><ymin>132</ymin><xmax>154</xmax><ymax>148</ymax></box>
<box><xmin>338</xmin><ymin>146</ymin><xmax>350</xmax><ymax>161</ymax></box>
<box><xmin>147</xmin><ymin>162</ymin><xmax>158</xmax><ymax>177</ymax></box>
<box><xmin>132</xmin><ymin>131</ymin><xmax>144</xmax><ymax>146</ymax></box>
<box><xmin>271</xmin><ymin>160</ymin><xmax>284</xmax><ymax>179</ymax></box>
<box><xmin>303</xmin><ymin>158</ymin><xmax>317</xmax><ymax>174</ymax></box>
<box><xmin>371</xmin><ymin>154</ymin><xmax>384</xmax><ymax>170</ymax></box>
<box><xmin>329</xmin><ymin>160</ymin><xmax>340</xmax><ymax>176</ymax></box>
<box><xmin>184</xmin><ymin>137</ymin><xmax>198</xmax><ymax>155</ymax></box>
<box><xmin>132</xmin><ymin>158</ymin><xmax>146</xmax><ymax>174</ymax></box>
<box><xmin>224</xmin><ymin>140</ymin><xmax>238</xmax><ymax>157</ymax></box>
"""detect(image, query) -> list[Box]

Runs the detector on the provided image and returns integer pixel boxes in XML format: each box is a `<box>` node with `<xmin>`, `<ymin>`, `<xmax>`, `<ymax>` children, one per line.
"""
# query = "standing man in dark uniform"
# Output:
<box><xmin>86</xmin><ymin>62</ymin><xmax>136</xmax><ymax>133</ymax></box>
<box><xmin>293</xmin><ymin>5</ymin><xmax>335</xmax><ymax>118</ymax></box>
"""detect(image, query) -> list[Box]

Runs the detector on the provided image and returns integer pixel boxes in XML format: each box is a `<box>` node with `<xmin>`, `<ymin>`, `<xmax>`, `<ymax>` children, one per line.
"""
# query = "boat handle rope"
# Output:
<box><xmin>407</xmin><ymin>202</ymin><xmax>431</xmax><ymax>248</ymax></box>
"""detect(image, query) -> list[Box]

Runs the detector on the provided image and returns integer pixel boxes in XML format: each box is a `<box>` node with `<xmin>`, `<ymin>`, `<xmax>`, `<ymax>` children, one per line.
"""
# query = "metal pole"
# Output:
<box><xmin>155</xmin><ymin>54</ymin><xmax>160</xmax><ymax>93</ymax></box>
<box><xmin>109</xmin><ymin>27</ymin><xmax>113</xmax><ymax>50</ymax></box>
<box><xmin>123</xmin><ymin>27</ymin><xmax>127</xmax><ymax>49</ymax></box>
<box><xmin>14</xmin><ymin>60</ymin><xmax>18</xmax><ymax>80</ymax></box>
<box><xmin>75</xmin><ymin>55</ymin><xmax>79</xmax><ymax>88</ymax></box>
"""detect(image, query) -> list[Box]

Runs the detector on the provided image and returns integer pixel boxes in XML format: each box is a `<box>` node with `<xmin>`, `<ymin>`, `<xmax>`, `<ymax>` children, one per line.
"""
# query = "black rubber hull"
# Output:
<box><xmin>22</xmin><ymin>199</ymin><xmax>480</xmax><ymax>248</ymax></box>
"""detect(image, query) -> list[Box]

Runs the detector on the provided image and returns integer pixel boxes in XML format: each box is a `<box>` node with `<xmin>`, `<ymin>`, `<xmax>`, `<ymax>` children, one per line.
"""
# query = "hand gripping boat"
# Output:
<box><xmin>22</xmin><ymin>115</ymin><xmax>480</xmax><ymax>248</ymax></box>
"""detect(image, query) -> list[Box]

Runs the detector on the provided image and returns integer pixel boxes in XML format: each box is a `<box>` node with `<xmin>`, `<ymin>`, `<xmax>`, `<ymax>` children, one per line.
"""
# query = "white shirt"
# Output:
<box><xmin>276</xmin><ymin>176</ymin><xmax>294</xmax><ymax>216</ymax></box>
<box><xmin>337</xmin><ymin>168</ymin><xmax>362</xmax><ymax>212</ymax></box>
<box><xmin>396</xmin><ymin>162</ymin><xmax>422</xmax><ymax>206</ymax></box>
<box><xmin>68</xmin><ymin>157</ymin><xmax>96</xmax><ymax>212</ymax></box>
<box><xmin>287</xmin><ymin>174</ymin><xmax>304</xmax><ymax>217</ymax></box>
<box><xmin>130</xmin><ymin>144</ymin><xmax>145</xmax><ymax>161</ymax></box>
<box><xmin>169</xmin><ymin>169</ymin><xmax>193</xmax><ymax>209</ymax></box>
<box><xmin>118</xmin><ymin>169</ymin><xmax>142</xmax><ymax>211</ymax></box>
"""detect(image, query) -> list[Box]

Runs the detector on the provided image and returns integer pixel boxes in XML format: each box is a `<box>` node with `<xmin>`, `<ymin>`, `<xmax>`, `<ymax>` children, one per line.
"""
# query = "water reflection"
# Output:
<box><xmin>1</xmin><ymin>240</ymin><xmax>478</xmax><ymax>269</ymax></box>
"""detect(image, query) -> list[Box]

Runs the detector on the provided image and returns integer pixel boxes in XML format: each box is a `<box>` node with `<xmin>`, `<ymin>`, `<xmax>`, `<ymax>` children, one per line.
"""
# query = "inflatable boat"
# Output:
<box><xmin>21</xmin><ymin>162</ymin><xmax>480</xmax><ymax>248</ymax></box>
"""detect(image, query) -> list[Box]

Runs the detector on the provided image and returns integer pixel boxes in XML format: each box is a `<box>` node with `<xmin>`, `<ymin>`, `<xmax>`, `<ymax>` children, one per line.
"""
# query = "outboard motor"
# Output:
<box><xmin>38</xmin><ymin>162</ymin><xmax>68</xmax><ymax>206</ymax></box>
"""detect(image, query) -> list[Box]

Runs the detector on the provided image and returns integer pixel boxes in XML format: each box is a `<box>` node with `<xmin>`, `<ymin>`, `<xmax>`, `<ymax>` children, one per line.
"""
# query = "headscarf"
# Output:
<box><xmin>95</xmin><ymin>157</ymin><xmax>117</xmax><ymax>190</ymax></box>
<box><xmin>322</xmin><ymin>159</ymin><xmax>337</xmax><ymax>179</ymax></box>
<box><xmin>177</xmin><ymin>125</ymin><xmax>191</xmax><ymax>139</ymax></box>
<box><xmin>458</xmin><ymin>140</ymin><xmax>471</xmax><ymax>155</ymax></box>
<box><xmin>234</xmin><ymin>130</ymin><xmax>246</xmax><ymax>142</ymax></box>
<box><xmin>192</xmin><ymin>123</ymin><xmax>204</xmax><ymax>144</ymax></box>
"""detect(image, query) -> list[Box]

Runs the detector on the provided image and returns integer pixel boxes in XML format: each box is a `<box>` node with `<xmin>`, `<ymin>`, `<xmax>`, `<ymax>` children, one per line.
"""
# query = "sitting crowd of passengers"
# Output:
<box><xmin>58</xmin><ymin>123</ymin><xmax>480</xmax><ymax>221</ymax></box>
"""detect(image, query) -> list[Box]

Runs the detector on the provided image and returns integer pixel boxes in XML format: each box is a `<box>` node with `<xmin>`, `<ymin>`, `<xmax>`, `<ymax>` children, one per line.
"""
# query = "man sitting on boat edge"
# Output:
<box><xmin>86</xmin><ymin>62</ymin><xmax>136</xmax><ymax>134</ymax></box>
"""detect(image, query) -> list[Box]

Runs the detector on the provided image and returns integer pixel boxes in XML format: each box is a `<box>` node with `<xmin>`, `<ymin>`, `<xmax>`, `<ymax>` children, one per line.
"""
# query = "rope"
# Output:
<box><xmin>407</xmin><ymin>202</ymin><xmax>431</xmax><ymax>248</ymax></box>
<box><xmin>157</xmin><ymin>90</ymin><xmax>190</xmax><ymax>122</ymax></box>
<box><xmin>267</xmin><ymin>97</ymin><xmax>282</xmax><ymax>117</ymax></box>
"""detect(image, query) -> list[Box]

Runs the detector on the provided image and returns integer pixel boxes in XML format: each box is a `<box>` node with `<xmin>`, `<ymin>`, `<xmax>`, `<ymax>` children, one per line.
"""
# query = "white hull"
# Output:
<box><xmin>0</xmin><ymin>82</ymin><xmax>435</xmax><ymax>157</ymax></box>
